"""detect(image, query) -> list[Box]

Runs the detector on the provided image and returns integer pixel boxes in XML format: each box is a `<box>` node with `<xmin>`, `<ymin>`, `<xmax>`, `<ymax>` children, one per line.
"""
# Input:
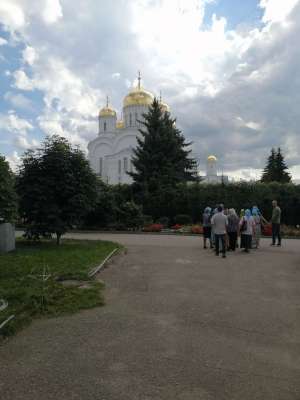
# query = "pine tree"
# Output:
<box><xmin>261</xmin><ymin>148</ymin><xmax>291</xmax><ymax>183</ymax></box>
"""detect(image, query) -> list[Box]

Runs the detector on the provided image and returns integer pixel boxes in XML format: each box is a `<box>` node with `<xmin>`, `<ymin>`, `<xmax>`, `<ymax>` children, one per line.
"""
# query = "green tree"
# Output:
<box><xmin>17</xmin><ymin>135</ymin><xmax>98</xmax><ymax>244</ymax></box>
<box><xmin>261</xmin><ymin>148</ymin><xmax>291</xmax><ymax>183</ymax></box>
<box><xmin>0</xmin><ymin>155</ymin><xmax>17</xmax><ymax>223</ymax></box>
<box><xmin>130</xmin><ymin>98</ymin><xmax>197</xmax><ymax>216</ymax></box>
<box><xmin>275</xmin><ymin>148</ymin><xmax>291</xmax><ymax>183</ymax></box>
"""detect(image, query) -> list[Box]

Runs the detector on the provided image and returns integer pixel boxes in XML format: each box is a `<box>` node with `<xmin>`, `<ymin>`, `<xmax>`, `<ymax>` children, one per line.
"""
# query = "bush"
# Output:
<box><xmin>175</xmin><ymin>214</ymin><xmax>192</xmax><ymax>225</ymax></box>
<box><xmin>142</xmin><ymin>215</ymin><xmax>153</xmax><ymax>226</ymax></box>
<box><xmin>157</xmin><ymin>216</ymin><xmax>170</xmax><ymax>227</ymax></box>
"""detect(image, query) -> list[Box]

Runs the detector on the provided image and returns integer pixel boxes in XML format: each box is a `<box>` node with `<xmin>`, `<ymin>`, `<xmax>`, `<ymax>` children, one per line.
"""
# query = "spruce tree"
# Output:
<box><xmin>130</xmin><ymin>98</ymin><xmax>197</xmax><ymax>190</ymax></box>
<box><xmin>129</xmin><ymin>98</ymin><xmax>197</xmax><ymax>218</ymax></box>
<box><xmin>275</xmin><ymin>148</ymin><xmax>291</xmax><ymax>183</ymax></box>
<box><xmin>261</xmin><ymin>148</ymin><xmax>291</xmax><ymax>183</ymax></box>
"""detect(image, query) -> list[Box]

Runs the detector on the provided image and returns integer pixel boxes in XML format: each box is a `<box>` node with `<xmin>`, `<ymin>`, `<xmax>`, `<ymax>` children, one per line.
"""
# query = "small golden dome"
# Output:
<box><xmin>207</xmin><ymin>155</ymin><xmax>217</xmax><ymax>162</ymax></box>
<box><xmin>99</xmin><ymin>106</ymin><xmax>116</xmax><ymax>118</ymax></box>
<box><xmin>123</xmin><ymin>86</ymin><xmax>154</xmax><ymax>108</ymax></box>
<box><xmin>116</xmin><ymin>120</ymin><xmax>125</xmax><ymax>129</ymax></box>
<box><xmin>160</xmin><ymin>101</ymin><xmax>170</xmax><ymax>113</ymax></box>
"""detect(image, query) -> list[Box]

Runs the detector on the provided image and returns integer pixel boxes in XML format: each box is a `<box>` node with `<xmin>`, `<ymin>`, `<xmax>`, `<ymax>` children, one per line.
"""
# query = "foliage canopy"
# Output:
<box><xmin>17</xmin><ymin>135</ymin><xmax>98</xmax><ymax>244</ymax></box>
<box><xmin>0</xmin><ymin>155</ymin><xmax>17</xmax><ymax>223</ymax></box>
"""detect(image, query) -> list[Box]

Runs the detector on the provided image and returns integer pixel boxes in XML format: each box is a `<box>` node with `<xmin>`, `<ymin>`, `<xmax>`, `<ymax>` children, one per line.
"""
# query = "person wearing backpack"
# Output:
<box><xmin>227</xmin><ymin>208</ymin><xmax>239</xmax><ymax>251</ymax></box>
<box><xmin>239</xmin><ymin>209</ymin><xmax>255</xmax><ymax>253</ymax></box>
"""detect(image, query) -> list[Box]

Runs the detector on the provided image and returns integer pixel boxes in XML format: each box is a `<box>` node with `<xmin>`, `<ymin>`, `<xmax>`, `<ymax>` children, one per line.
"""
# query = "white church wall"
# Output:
<box><xmin>90</xmin><ymin>141</ymin><xmax>113</xmax><ymax>178</ymax></box>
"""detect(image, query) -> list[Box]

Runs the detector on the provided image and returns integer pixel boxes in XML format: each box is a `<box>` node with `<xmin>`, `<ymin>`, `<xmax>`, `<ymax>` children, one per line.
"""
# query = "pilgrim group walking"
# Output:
<box><xmin>202</xmin><ymin>200</ymin><xmax>282</xmax><ymax>258</ymax></box>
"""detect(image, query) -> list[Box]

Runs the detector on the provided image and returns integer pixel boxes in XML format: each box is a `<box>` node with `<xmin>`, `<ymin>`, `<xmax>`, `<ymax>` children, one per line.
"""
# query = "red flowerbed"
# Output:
<box><xmin>262</xmin><ymin>224</ymin><xmax>272</xmax><ymax>236</ymax></box>
<box><xmin>171</xmin><ymin>224</ymin><xmax>183</xmax><ymax>230</ymax></box>
<box><xmin>142</xmin><ymin>223</ymin><xmax>163</xmax><ymax>232</ymax></box>
<box><xmin>191</xmin><ymin>225</ymin><xmax>203</xmax><ymax>234</ymax></box>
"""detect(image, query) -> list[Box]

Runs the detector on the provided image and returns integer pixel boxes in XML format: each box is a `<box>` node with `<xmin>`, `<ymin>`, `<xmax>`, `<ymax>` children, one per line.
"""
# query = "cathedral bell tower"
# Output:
<box><xmin>98</xmin><ymin>96</ymin><xmax>117</xmax><ymax>134</ymax></box>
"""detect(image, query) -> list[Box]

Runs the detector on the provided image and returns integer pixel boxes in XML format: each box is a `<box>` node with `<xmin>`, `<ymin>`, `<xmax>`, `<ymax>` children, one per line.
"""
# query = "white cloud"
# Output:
<box><xmin>4</xmin><ymin>91</ymin><xmax>33</xmax><ymax>111</ymax></box>
<box><xmin>5</xmin><ymin>151</ymin><xmax>21</xmax><ymax>172</ymax></box>
<box><xmin>260</xmin><ymin>0</ymin><xmax>300</xmax><ymax>23</ymax></box>
<box><xmin>22</xmin><ymin>46</ymin><xmax>37</xmax><ymax>65</ymax></box>
<box><xmin>0</xmin><ymin>112</ymin><xmax>33</xmax><ymax>136</ymax></box>
<box><xmin>13</xmin><ymin>70</ymin><xmax>34</xmax><ymax>90</ymax></box>
<box><xmin>0</xmin><ymin>37</ymin><xmax>8</xmax><ymax>46</ymax></box>
<box><xmin>14</xmin><ymin>135</ymin><xmax>39</xmax><ymax>150</ymax></box>
<box><xmin>42</xmin><ymin>0</ymin><xmax>63</xmax><ymax>24</ymax></box>
<box><xmin>0</xmin><ymin>1</ymin><xmax>25</xmax><ymax>31</ymax></box>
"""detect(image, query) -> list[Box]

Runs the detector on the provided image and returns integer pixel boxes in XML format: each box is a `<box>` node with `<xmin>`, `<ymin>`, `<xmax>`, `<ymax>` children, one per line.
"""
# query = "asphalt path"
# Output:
<box><xmin>1</xmin><ymin>234</ymin><xmax>300</xmax><ymax>400</ymax></box>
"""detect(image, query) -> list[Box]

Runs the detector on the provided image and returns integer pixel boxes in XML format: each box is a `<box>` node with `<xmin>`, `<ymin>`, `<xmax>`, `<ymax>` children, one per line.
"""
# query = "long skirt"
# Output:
<box><xmin>240</xmin><ymin>234</ymin><xmax>252</xmax><ymax>250</ymax></box>
<box><xmin>252</xmin><ymin>224</ymin><xmax>261</xmax><ymax>248</ymax></box>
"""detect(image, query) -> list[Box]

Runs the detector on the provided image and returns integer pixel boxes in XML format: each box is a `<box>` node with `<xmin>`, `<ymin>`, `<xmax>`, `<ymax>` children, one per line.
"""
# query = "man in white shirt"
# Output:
<box><xmin>211</xmin><ymin>206</ymin><xmax>228</xmax><ymax>258</ymax></box>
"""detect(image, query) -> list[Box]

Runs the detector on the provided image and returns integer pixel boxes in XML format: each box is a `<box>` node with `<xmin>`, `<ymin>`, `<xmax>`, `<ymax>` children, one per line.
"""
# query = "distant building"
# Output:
<box><xmin>201</xmin><ymin>155</ymin><xmax>229</xmax><ymax>184</ymax></box>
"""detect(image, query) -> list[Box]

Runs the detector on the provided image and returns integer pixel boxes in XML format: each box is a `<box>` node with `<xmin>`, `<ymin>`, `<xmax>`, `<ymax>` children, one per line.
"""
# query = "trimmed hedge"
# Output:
<box><xmin>83</xmin><ymin>182</ymin><xmax>300</xmax><ymax>228</ymax></box>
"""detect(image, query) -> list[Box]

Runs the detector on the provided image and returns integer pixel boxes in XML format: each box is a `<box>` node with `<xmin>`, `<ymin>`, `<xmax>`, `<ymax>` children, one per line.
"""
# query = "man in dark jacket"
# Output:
<box><xmin>271</xmin><ymin>200</ymin><xmax>281</xmax><ymax>246</ymax></box>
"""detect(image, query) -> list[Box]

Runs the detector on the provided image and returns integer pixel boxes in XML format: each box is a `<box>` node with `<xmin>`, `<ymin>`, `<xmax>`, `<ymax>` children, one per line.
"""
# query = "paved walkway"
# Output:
<box><xmin>1</xmin><ymin>234</ymin><xmax>300</xmax><ymax>400</ymax></box>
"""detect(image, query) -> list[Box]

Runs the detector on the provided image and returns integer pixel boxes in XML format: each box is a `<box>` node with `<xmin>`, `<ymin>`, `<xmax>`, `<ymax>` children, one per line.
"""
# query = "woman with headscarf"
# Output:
<box><xmin>239</xmin><ymin>209</ymin><xmax>255</xmax><ymax>253</ymax></box>
<box><xmin>202</xmin><ymin>207</ymin><xmax>212</xmax><ymax>249</ymax></box>
<box><xmin>227</xmin><ymin>208</ymin><xmax>239</xmax><ymax>251</ymax></box>
<box><xmin>252</xmin><ymin>206</ymin><xmax>263</xmax><ymax>248</ymax></box>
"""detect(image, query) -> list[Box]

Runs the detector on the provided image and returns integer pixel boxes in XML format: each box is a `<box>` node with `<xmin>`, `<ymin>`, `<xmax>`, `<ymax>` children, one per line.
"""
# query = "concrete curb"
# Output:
<box><xmin>0</xmin><ymin>315</ymin><xmax>15</xmax><ymax>331</ymax></box>
<box><xmin>88</xmin><ymin>248</ymin><xmax>119</xmax><ymax>278</ymax></box>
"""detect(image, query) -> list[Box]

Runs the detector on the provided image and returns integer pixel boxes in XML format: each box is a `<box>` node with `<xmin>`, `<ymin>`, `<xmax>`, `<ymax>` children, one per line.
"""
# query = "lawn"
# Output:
<box><xmin>0</xmin><ymin>239</ymin><xmax>120</xmax><ymax>337</ymax></box>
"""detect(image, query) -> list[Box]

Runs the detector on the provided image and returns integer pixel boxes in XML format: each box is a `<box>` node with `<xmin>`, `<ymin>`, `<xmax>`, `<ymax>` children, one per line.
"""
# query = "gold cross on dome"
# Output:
<box><xmin>106</xmin><ymin>95</ymin><xmax>109</xmax><ymax>108</ymax></box>
<box><xmin>138</xmin><ymin>71</ymin><xmax>141</xmax><ymax>89</ymax></box>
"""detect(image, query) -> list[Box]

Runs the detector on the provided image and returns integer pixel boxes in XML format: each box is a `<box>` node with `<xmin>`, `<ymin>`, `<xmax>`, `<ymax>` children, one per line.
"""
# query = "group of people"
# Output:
<box><xmin>202</xmin><ymin>200</ymin><xmax>282</xmax><ymax>258</ymax></box>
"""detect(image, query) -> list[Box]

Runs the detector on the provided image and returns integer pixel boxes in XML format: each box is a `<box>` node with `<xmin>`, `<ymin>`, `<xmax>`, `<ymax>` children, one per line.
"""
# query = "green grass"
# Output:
<box><xmin>0</xmin><ymin>239</ymin><xmax>121</xmax><ymax>337</ymax></box>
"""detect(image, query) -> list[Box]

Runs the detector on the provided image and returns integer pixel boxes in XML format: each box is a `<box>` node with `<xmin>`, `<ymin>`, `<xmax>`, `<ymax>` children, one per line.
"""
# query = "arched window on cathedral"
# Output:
<box><xmin>135</xmin><ymin>113</ymin><xmax>138</xmax><ymax>126</ymax></box>
<box><xmin>118</xmin><ymin>160</ymin><xmax>122</xmax><ymax>175</ymax></box>
<box><xmin>104</xmin><ymin>121</ymin><xmax>107</xmax><ymax>132</ymax></box>
<box><xmin>129</xmin><ymin>113</ymin><xmax>132</xmax><ymax>126</ymax></box>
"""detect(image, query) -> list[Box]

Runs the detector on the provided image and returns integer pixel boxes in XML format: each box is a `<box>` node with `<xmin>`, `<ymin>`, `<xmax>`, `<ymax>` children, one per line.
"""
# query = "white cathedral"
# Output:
<box><xmin>88</xmin><ymin>74</ymin><xmax>228</xmax><ymax>184</ymax></box>
<box><xmin>88</xmin><ymin>75</ymin><xmax>170</xmax><ymax>185</ymax></box>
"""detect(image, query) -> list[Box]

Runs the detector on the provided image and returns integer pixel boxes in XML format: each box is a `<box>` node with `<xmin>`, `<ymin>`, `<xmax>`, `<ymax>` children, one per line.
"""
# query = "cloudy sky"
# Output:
<box><xmin>0</xmin><ymin>0</ymin><xmax>300</xmax><ymax>180</ymax></box>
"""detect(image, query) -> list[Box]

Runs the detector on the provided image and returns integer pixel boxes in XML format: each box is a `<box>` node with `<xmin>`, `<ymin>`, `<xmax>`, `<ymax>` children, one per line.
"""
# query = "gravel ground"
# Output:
<box><xmin>1</xmin><ymin>234</ymin><xmax>300</xmax><ymax>400</ymax></box>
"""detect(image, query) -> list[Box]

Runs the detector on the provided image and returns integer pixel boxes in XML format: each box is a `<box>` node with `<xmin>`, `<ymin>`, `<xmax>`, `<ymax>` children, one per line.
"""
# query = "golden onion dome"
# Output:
<box><xmin>116</xmin><ymin>120</ymin><xmax>125</xmax><ymax>129</ymax></box>
<box><xmin>123</xmin><ymin>86</ymin><xmax>154</xmax><ymax>108</ymax></box>
<box><xmin>207</xmin><ymin>155</ymin><xmax>217</xmax><ymax>162</ymax></box>
<box><xmin>99</xmin><ymin>106</ymin><xmax>117</xmax><ymax>118</ymax></box>
<box><xmin>160</xmin><ymin>101</ymin><xmax>170</xmax><ymax>113</ymax></box>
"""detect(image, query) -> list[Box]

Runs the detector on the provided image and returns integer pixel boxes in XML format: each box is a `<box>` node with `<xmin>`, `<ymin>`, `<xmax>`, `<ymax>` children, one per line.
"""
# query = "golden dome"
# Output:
<box><xmin>99</xmin><ymin>106</ymin><xmax>116</xmax><ymax>118</ymax></box>
<box><xmin>123</xmin><ymin>86</ymin><xmax>154</xmax><ymax>108</ymax></box>
<box><xmin>207</xmin><ymin>155</ymin><xmax>217</xmax><ymax>162</ymax></box>
<box><xmin>116</xmin><ymin>120</ymin><xmax>125</xmax><ymax>129</ymax></box>
<box><xmin>160</xmin><ymin>101</ymin><xmax>170</xmax><ymax>113</ymax></box>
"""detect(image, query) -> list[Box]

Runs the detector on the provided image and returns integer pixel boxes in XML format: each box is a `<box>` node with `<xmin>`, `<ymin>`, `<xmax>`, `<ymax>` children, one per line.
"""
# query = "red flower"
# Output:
<box><xmin>142</xmin><ymin>223</ymin><xmax>163</xmax><ymax>232</ymax></box>
<box><xmin>171</xmin><ymin>224</ymin><xmax>183</xmax><ymax>230</ymax></box>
